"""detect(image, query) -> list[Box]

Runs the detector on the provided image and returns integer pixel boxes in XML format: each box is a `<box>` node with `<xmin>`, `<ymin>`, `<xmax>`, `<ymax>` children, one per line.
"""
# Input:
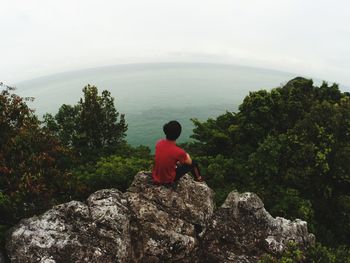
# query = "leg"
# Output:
<box><xmin>175</xmin><ymin>163</ymin><xmax>193</xmax><ymax>182</ymax></box>
<box><xmin>191</xmin><ymin>160</ymin><xmax>204</xmax><ymax>182</ymax></box>
<box><xmin>175</xmin><ymin>160</ymin><xmax>204</xmax><ymax>182</ymax></box>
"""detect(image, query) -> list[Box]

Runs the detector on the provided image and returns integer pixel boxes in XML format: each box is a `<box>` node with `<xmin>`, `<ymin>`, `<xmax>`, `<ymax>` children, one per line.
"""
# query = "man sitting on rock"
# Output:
<box><xmin>152</xmin><ymin>120</ymin><xmax>204</xmax><ymax>186</ymax></box>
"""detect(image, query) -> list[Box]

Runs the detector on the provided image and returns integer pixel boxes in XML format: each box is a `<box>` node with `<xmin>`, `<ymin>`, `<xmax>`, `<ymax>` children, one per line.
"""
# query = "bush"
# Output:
<box><xmin>189</xmin><ymin>78</ymin><xmax>350</xmax><ymax>247</ymax></box>
<box><xmin>72</xmin><ymin>155</ymin><xmax>153</xmax><ymax>198</ymax></box>
<box><xmin>306</xmin><ymin>243</ymin><xmax>350</xmax><ymax>263</ymax></box>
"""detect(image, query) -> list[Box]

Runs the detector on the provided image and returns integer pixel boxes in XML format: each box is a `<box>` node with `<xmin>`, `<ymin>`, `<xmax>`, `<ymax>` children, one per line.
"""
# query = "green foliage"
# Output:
<box><xmin>259</xmin><ymin>242</ymin><xmax>350</xmax><ymax>263</ymax></box>
<box><xmin>189</xmin><ymin>77</ymin><xmax>350</xmax><ymax>251</ymax></box>
<box><xmin>0</xmin><ymin>84</ymin><xmax>73</xmax><ymax>222</ymax></box>
<box><xmin>191</xmin><ymin>112</ymin><xmax>237</xmax><ymax>156</ymax></box>
<box><xmin>44</xmin><ymin>104</ymin><xmax>80</xmax><ymax>147</ymax></box>
<box><xmin>269</xmin><ymin>188</ymin><xmax>314</xmax><ymax>222</ymax></box>
<box><xmin>193</xmin><ymin>155</ymin><xmax>237</xmax><ymax>205</ymax></box>
<box><xmin>305</xmin><ymin>243</ymin><xmax>350</xmax><ymax>263</ymax></box>
<box><xmin>72</xmin><ymin>155</ymin><xmax>152</xmax><ymax>198</ymax></box>
<box><xmin>44</xmin><ymin>85</ymin><xmax>128</xmax><ymax>161</ymax></box>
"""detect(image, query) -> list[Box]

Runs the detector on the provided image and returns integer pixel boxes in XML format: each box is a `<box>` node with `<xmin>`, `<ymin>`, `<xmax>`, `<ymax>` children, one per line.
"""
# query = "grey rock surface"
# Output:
<box><xmin>6</xmin><ymin>172</ymin><xmax>314</xmax><ymax>263</ymax></box>
<box><xmin>6</xmin><ymin>190</ymin><xmax>131</xmax><ymax>263</ymax></box>
<box><xmin>201</xmin><ymin>191</ymin><xmax>315</xmax><ymax>263</ymax></box>
<box><xmin>126</xmin><ymin>173</ymin><xmax>215</xmax><ymax>262</ymax></box>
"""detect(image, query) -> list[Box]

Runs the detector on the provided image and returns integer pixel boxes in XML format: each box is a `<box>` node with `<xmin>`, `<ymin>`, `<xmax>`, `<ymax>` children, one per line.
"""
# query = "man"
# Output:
<box><xmin>152</xmin><ymin>120</ymin><xmax>204</xmax><ymax>185</ymax></box>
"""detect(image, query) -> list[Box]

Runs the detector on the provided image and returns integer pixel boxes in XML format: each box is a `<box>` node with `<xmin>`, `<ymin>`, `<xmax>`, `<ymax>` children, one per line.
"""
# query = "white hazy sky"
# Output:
<box><xmin>1</xmin><ymin>0</ymin><xmax>350</xmax><ymax>85</ymax></box>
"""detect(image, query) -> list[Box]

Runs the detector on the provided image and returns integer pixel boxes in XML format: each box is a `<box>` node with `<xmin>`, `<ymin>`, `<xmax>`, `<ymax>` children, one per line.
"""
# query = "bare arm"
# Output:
<box><xmin>183</xmin><ymin>153</ymin><xmax>192</xmax><ymax>165</ymax></box>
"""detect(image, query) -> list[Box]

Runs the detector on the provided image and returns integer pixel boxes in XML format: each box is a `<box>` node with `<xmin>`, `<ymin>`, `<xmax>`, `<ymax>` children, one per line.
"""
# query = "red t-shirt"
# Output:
<box><xmin>152</xmin><ymin>139</ymin><xmax>188</xmax><ymax>183</ymax></box>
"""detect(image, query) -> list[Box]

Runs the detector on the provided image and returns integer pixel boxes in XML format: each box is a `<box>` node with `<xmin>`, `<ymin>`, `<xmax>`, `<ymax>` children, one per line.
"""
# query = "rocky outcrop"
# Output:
<box><xmin>126</xmin><ymin>173</ymin><xmax>215</xmax><ymax>262</ymax></box>
<box><xmin>201</xmin><ymin>191</ymin><xmax>315</xmax><ymax>262</ymax></box>
<box><xmin>6</xmin><ymin>190</ymin><xmax>131</xmax><ymax>263</ymax></box>
<box><xmin>6</xmin><ymin>172</ymin><xmax>314</xmax><ymax>263</ymax></box>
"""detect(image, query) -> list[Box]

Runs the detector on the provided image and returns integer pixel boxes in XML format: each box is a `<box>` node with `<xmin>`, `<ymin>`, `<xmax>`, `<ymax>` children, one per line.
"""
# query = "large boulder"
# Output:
<box><xmin>6</xmin><ymin>190</ymin><xmax>131</xmax><ymax>263</ymax></box>
<box><xmin>5</xmin><ymin>172</ymin><xmax>314</xmax><ymax>263</ymax></box>
<box><xmin>126</xmin><ymin>173</ymin><xmax>215</xmax><ymax>262</ymax></box>
<box><xmin>201</xmin><ymin>191</ymin><xmax>315</xmax><ymax>263</ymax></box>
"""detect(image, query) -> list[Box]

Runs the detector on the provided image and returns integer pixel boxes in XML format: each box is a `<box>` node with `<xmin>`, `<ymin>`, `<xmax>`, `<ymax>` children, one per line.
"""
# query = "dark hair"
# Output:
<box><xmin>163</xmin><ymin>120</ymin><xmax>182</xmax><ymax>140</ymax></box>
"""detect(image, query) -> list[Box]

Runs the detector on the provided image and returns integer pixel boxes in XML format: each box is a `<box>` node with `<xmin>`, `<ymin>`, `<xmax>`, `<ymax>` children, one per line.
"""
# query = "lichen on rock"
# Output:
<box><xmin>6</xmin><ymin>172</ymin><xmax>314</xmax><ymax>263</ymax></box>
<box><xmin>201</xmin><ymin>191</ymin><xmax>315</xmax><ymax>263</ymax></box>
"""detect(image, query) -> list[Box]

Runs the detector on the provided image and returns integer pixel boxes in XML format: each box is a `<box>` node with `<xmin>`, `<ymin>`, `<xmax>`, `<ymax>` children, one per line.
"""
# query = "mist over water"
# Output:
<box><xmin>15</xmin><ymin>63</ymin><xmax>296</xmax><ymax>149</ymax></box>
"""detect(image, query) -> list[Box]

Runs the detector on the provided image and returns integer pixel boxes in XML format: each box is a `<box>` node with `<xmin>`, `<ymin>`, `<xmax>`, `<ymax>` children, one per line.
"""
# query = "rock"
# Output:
<box><xmin>128</xmin><ymin>173</ymin><xmax>214</xmax><ymax>226</ymax></box>
<box><xmin>6</xmin><ymin>172</ymin><xmax>314</xmax><ymax>263</ymax></box>
<box><xmin>87</xmin><ymin>189</ymin><xmax>131</xmax><ymax>261</ymax></box>
<box><xmin>126</xmin><ymin>173</ymin><xmax>215</xmax><ymax>262</ymax></box>
<box><xmin>6</xmin><ymin>189</ymin><xmax>131</xmax><ymax>263</ymax></box>
<box><xmin>201</xmin><ymin>191</ymin><xmax>315</xmax><ymax>263</ymax></box>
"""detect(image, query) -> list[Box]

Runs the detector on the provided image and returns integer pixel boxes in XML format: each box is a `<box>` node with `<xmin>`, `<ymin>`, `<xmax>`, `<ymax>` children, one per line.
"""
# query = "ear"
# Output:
<box><xmin>163</xmin><ymin>123</ymin><xmax>168</xmax><ymax>134</ymax></box>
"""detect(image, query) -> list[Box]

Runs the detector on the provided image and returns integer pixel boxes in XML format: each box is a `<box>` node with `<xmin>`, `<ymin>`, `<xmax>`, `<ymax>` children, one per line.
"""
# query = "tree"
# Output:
<box><xmin>44</xmin><ymin>104</ymin><xmax>80</xmax><ymax>147</ymax></box>
<box><xmin>44</xmin><ymin>85</ymin><xmax>128</xmax><ymax>160</ymax></box>
<box><xmin>0</xmin><ymin>83</ymin><xmax>72</xmax><ymax>223</ymax></box>
<box><xmin>189</xmin><ymin>77</ymin><xmax>350</xmax><ymax>248</ymax></box>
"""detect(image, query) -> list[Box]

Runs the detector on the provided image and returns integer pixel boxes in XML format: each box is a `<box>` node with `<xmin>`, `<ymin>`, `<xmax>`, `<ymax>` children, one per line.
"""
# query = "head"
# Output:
<box><xmin>163</xmin><ymin>120</ymin><xmax>182</xmax><ymax>141</ymax></box>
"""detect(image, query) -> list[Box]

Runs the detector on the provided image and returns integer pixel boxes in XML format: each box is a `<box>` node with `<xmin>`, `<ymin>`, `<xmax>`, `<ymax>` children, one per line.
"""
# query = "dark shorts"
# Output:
<box><xmin>175</xmin><ymin>160</ymin><xmax>199</xmax><ymax>181</ymax></box>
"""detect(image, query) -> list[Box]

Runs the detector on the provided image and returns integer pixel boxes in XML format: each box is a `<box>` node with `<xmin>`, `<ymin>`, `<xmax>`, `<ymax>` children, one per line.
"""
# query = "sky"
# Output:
<box><xmin>1</xmin><ymin>0</ymin><xmax>350</xmax><ymax>86</ymax></box>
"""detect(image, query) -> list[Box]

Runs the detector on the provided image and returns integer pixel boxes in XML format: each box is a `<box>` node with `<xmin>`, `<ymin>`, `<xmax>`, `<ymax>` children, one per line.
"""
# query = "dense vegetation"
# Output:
<box><xmin>1</xmin><ymin>78</ymin><xmax>350</xmax><ymax>261</ymax></box>
<box><xmin>184</xmin><ymin>77</ymin><xmax>350</xmax><ymax>261</ymax></box>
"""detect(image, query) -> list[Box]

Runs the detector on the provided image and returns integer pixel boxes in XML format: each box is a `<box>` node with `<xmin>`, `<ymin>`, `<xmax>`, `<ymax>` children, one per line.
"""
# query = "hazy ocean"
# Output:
<box><xmin>14</xmin><ymin>63</ymin><xmax>302</xmax><ymax>149</ymax></box>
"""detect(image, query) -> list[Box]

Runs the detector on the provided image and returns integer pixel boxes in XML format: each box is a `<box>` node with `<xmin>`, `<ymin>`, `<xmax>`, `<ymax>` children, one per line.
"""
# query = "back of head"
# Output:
<box><xmin>163</xmin><ymin>120</ymin><xmax>182</xmax><ymax>141</ymax></box>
